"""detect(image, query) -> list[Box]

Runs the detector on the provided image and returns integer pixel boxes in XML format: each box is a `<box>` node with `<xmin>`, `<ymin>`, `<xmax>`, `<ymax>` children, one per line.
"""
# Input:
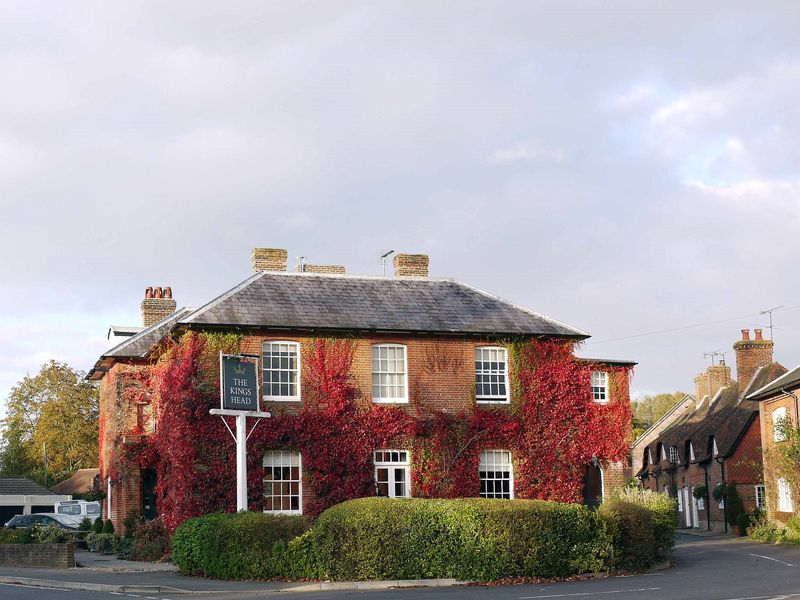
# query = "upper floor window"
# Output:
<box><xmin>479</xmin><ymin>450</ymin><xmax>513</xmax><ymax>499</ymax></box>
<box><xmin>372</xmin><ymin>344</ymin><xmax>407</xmax><ymax>403</ymax></box>
<box><xmin>591</xmin><ymin>371</ymin><xmax>608</xmax><ymax>403</ymax></box>
<box><xmin>374</xmin><ymin>450</ymin><xmax>410</xmax><ymax>498</ymax></box>
<box><xmin>660</xmin><ymin>445</ymin><xmax>667</xmax><ymax>461</ymax></box>
<box><xmin>689</xmin><ymin>442</ymin><xmax>695</xmax><ymax>461</ymax></box>
<box><xmin>263</xmin><ymin>451</ymin><xmax>302</xmax><ymax>514</ymax></box>
<box><xmin>712</xmin><ymin>438</ymin><xmax>719</xmax><ymax>457</ymax></box>
<box><xmin>262</xmin><ymin>341</ymin><xmax>300</xmax><ymax>401</ymax></box>
<box><xmin>475</xmin><ymin>347</ymin><xmax>509</xmax><ymax>403</ymax></box>
<box><xmin>669</xmin><ymin>446</ymin><xmax>679</xmax><ymax>463</ymax></box>
<box><xmin>778</xmin><ymin>477</ymin><xmax>793</xmax><ymax>512</ymax></box>
<box><xmin>773</xmin><ymin>407</ymin><xmax>788</xmax><ymax>442</ymax></box>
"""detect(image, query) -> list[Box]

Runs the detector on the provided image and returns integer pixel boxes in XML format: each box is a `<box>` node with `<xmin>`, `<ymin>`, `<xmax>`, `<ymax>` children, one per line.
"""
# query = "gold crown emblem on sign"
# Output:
<box><xmin>233</xmin><ymin>363</ymin><xmax>247</xmax><ymax>375</ymax></box>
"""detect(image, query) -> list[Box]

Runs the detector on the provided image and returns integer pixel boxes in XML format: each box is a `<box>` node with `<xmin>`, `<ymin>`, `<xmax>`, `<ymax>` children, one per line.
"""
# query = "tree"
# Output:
<box><xmin>632</xmin><ymin>391</ymin><xmax>688</xmax><ymax>440</ymax></box>
<box><xmin>0</xmin><ymin>361</ymin><xmax>98</xmax><ymax>485</ymax></box>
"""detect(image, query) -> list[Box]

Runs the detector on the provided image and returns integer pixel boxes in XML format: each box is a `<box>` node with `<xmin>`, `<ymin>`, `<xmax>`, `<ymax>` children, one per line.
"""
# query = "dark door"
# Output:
<box><xmin>142</xmin><ymin>469</ymin><xmax>157</xmax><ymax>520</ymax></box>
<box><xmin>582</xmin><ymin>464</ymin><xmax>603</xmax><ymax>509</ymax></box>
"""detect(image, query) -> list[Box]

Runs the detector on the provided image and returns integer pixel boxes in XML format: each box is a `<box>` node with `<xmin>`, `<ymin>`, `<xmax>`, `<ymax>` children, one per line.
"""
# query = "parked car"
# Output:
<box><xmin>4</xmin><ymin>513</ymin><xmax>80</xmax><ymax>530</ymax></box>
<box><xmin>54</xmin><ymin>499</ymin><xmax>101</xmax><ymax>518</ymax></box>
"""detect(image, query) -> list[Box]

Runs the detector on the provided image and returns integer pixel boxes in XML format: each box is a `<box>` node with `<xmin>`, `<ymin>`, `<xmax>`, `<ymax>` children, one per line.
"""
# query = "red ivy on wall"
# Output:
<box><xmin>110</xmin><ymin>333</ymin><xmax>631</xmax><ymax>532</ymax></box>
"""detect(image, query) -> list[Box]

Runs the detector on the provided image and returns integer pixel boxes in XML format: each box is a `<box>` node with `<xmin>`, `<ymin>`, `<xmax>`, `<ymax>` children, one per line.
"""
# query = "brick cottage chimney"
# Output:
<box><xmin>141</xmin><ymin>286</ymin><xmax>177</xmax><ymax>327</ymax></box>
<box><xmin>393</xmin><ymin>253</ymin><xmax>429</xmax><ymax>277</ymax></box>
<box><xmin>294</xmin><ymin>263</ymin><xmax>346</xmax><ymax>274</ymax></box>
<box><xmin>734</xmin><ymin>328</ymin><xmax>774</xmax><ymax>391</ymax></box>
<box><xmin>693</xmin><ymin>362</ymin><xmax>732</xmax><ymax>401</ymax></box>
<box><xmin>251</xmin><ymin>247</ymin><xmax>288</xmax><ymax>273</ymax></box>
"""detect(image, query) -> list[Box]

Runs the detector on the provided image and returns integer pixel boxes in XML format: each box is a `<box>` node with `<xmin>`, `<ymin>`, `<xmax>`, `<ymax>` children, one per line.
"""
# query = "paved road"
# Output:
<box><xmin>3</xmin><ymin>533</ymin><xmax>800</xmax><ymax>599</ymax></box>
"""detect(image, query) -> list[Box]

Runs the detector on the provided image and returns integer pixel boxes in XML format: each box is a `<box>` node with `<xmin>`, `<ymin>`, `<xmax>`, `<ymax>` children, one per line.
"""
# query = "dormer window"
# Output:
<box><xmin>669</xmin><ymin>446</ymin><xmax>679</xmax><ymax>463</ymax></box>
<box><xmin>660</xmin><ymin>445</ymin><xmax>667</xmax><ymax>461</ymax></box>
<box><xmin>648</xmin><ymin>448</ymin><xmax>653</xmax><ymax>465</ymax></box>
<box><xmin>689</xmin><ymin>442</ymin><xmax>695</xmax><ymax>461</ymax></box>
<box><xmin>712</xmin><ymin>438</ymin><xmax>719</xmax><ymax>457</ymax></box>
<box><xmin>591</xmin><ymin>371</ymin><xmax>608</xmax><ymax>403</ymax></box>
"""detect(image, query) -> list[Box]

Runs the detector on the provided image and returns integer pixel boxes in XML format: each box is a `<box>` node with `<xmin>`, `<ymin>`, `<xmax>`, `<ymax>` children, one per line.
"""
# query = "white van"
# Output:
<box><xmin>54</xmin><ymin>500</ymin><xmax>102</xmax><ymax>519</ymax></box>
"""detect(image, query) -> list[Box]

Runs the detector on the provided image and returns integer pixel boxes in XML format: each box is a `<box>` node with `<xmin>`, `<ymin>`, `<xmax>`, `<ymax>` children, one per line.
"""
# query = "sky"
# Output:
<box><xmin>1</xmin><ymin>0</ymin><xmax>800</xmax><ymax>415</ymax></box>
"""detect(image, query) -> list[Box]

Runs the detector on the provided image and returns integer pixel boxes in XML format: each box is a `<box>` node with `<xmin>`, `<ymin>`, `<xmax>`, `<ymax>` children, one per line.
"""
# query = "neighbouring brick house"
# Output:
<box><xmin>89</xmin><ymin>248</ymin><xmax>635</xmax><ymax>531</ymax></box>
<box><xmin>637</xmin><ymin>329</ymin><xmax>786</xmax><ymax>532</ymax></box>
<box><xmin>747</xmin><ymin>362</ymin><xmax>800</xmax><ymax>524</ymax></box>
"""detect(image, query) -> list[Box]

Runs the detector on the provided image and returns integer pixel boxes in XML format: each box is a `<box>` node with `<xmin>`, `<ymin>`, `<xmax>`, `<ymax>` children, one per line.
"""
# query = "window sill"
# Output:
<box><xmin>263</xmin><ymin>397</ymin><xmax>302</xmax><ymax>403</ymax></box>
<box><xmin>373</xmin><ymin>399</ymin><xmax>409</xmax><ymax>404</ymax></box>
<box><xmin>476</xmin><ymin>399</ymin><xmax>510</xmax><ymax>405</ymax></box>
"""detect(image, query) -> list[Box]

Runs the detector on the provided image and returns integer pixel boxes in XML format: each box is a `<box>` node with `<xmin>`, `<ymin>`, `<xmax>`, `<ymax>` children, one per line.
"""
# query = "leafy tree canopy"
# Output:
<box><xmin>632</xmin><ymin>391</ymin><xmax>688</xmax><ymax>440</ymax></box>
<box><xmin>0</xmin><ymin>361</ymin><xmax>98</xmax><ymax>486</ymax></box>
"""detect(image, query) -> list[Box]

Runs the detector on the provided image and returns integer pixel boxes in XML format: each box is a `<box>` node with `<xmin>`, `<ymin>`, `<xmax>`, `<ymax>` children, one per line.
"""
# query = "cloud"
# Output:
<box><xmin>487</xmin><ymin>140</ymin><xmax>567</xmax><ymax>164</ymax></box>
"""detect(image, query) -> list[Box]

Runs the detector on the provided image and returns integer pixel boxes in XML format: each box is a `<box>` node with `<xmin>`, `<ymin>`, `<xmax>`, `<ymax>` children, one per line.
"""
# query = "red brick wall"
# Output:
<box><xmin>760</xmin><ymin>393</ymin><xmax>797</xmax><ymax>522</ymax></box>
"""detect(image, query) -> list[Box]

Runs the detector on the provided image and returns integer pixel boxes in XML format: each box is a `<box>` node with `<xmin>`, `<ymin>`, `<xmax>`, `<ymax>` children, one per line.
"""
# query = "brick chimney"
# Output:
<box><xmin>251</xmin><ymin>248</ymin><xmax>288</xmax><ymax>272</ymax></box>
<box><xmin>693</xmin><ymin>363</ymin><xmax>732</xmax><ymax>401</ymax></box>
<box><xmin>141</xmin><ymin>286</ymin><xmax>177</xmax><ymax>327</ymax></box>
<box><xmin>734</xmin><ymin>328</ymin><xmax>774</xmax><ymax>391</ymax></box>
<box><xmin>294</xmin><ymin>263</ymin><xmax>346</xmax><ymax>274</ymax></box>
<box><xmin>393</xmin><ymin>253</ymin><xmax>429</xmax><ymax>277</ymax></box>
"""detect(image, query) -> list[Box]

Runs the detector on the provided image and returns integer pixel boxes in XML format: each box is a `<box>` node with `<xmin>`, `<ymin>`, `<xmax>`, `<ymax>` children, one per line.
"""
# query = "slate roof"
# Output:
<box><xmin>641</xmin><ymin>363</ymin><xmax>787</xmax><ymax>472</ymax></box>
<box><xmin>179</xmin><ymin>271</ymin><xmax>590</xmax><ymax>337</ymax></box>
<box><xmin>0</xmin><ymin>477</ymin><xmax>55</xmax><ymax>495</ymax></box>
<box><xmin>51</xmin><ymin>469</ymin><xmax>99</xmax><ymax>495</ymax></box>
<box><xmin>105</xmin><ymin>308</ymin><xmax>194</xmax><ymax>359</ymax></box>
<box><xmin>748</xmin><ymin>363</ymin><xmax>800</xmax><ymax>401</ymax></box>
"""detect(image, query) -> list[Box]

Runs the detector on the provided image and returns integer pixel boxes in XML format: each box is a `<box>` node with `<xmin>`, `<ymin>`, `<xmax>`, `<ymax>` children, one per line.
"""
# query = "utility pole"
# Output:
<box><xmin>43</xmin><ymin>442</ymin><xmax>48</xmax><ymax>489</ymax></box>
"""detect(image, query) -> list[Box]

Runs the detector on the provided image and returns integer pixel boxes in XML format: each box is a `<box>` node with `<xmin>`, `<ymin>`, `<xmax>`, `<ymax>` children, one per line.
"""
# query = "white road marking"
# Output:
<box><xmin>748</xmin><ymin>552</ymin><xmax>796</xmax><ymax>567</ymax></box>
<box><xmin>519</xmin><ymin>588</ymin><xmax>660</xmax><ymax>599</ymax></box>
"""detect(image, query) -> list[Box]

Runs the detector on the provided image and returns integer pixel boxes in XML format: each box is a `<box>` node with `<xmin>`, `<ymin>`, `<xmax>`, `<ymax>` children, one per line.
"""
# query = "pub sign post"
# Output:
<box><xmin>210</xmin><ymin>353</ymin><xmax>271</xmax><ymax>512</ymax></box>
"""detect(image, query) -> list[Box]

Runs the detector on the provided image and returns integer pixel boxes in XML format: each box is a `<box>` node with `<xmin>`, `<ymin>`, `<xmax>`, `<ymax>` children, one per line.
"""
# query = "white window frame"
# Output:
<box><xmin>689</xmin><ymin>442</ymin><xmax>695</xmax><ymax>461</ymax></box>
<box><xmin>263</xmin><ymin>451</ymin><xmax>303</xmax><ymax>515</ymax></box>
<box><xmin>373</xmin><ymin>450</ymin><xmax>411</xmax><ymax>498</ymax></box>
<box><xmin>479</xmin><ymin>450</ymin><xmax>514</xmax><ymax>499</ymax></box>
<box><xmin>262</xmin><ymin>341</ymin><xmax>301</xmax><ymax>402</ymax></box>
<box><xmin>475</xmin><ymin>346</ymin><xmax>510</xmax><ymax>404</ymax></box>
<box><xmin>648</xmin><ymin>448</ymin><xmax>653</xmax><ymax>465</ymax></box>
<box><xmin>660</xmin><ymin>445</ymin><xmax>667</xmax><ymax>461</ymax></box>
<box><xmin>712</xmin><ymin>438</ymin><xmax>719</xmax><ymax>457</ymax></box>
<box><xmin>778</xmin><ymin>477</ymin><xmax>793</xmax><ymax>513</ymax></box>
<box><xmin>591</xmin><ymin>371</ymin><xmax>609</xmax><ymax>403</ymax></box>
<box><xmin>669</xmin><ymin>446</ymin><xmax>679</xmax><ymax>463</ymax></box>
<box><xmin>371</xmin><ymin>344</ymin><xmax>409</xmax><ymax>404</ymax></box>
<box><xmin>677</xmin><ymin>489</ymin><xmax>683</xmax><ymax>512</ymax></box>
<box><xmin>755</xmin><ymin>484</ymin><xmax>766</xmax><ymax>509</ymax></box>
<box><xmin>773</xmin><ymin>407</ymin><xmax>788</xmax><ymax>442</ymax></box>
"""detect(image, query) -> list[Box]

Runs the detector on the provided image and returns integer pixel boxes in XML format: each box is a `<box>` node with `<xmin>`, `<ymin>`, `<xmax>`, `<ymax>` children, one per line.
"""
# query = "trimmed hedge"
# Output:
<box><xmin>598</xmin><ymin>488</ymin><xmax>676</xmax><ymax>571</ymax></box>
<box><xmin>172</xmin><ymin>494</ymin><xmax>675</xmax><ymax>581</ymax></box>
<box><xmin>172</xmin><ymin>511</ymin><xmax>310</xmax><ymax>579</ymax></box>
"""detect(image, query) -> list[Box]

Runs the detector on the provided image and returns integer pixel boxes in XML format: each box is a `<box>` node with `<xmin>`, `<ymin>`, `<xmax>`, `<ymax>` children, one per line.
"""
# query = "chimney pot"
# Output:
<box><xmin>145</xmin><ymin>287</ymin><xmax>153</xmax><ymax>299</ymax></box>
<box><xmin>154</xmin><ymin>287</ymin><xmax>163</xmax><ymax>299</ymax></box>
<box><xmin>393</xmin><ymin>253</ymin><xmax>430</xmax><ymax>277</ymax></box>
<box><xmin>741</xmin><ymin>329</ymin><xmax>750</xmax><ymax>341</ymax></box>
<box><xmin>754</xmin><ymin>328</ymin><xmax>763</xmax><ymax>341</ymax></box>
<box><xmin>164</xmin><ymin>286</ymin><xmax>172</xmax><ymax>299</ymax></box>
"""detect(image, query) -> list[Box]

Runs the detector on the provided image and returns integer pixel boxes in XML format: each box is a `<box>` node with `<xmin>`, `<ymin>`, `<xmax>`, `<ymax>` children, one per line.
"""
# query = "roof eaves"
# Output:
<box><xmin>452</xmin><ymin>279</ymin><xmax>590</xmax><ymax>339</ymax></box>
<box><xmin>632</xmin><ymin>395</ymin><xmax>694</xmax><ymax>449</ymax></box>
<box><xmin>748</xmin><ymin>363</ymin><xmax>800</xmax><ymax>401</ymax></box>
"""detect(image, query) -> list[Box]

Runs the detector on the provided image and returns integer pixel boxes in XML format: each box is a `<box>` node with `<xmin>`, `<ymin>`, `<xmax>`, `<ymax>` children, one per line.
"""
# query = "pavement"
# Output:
<box><xmin>1</xmin><ymin>532</ymin><xmax>800</xmax><ymax>599</ymax></box>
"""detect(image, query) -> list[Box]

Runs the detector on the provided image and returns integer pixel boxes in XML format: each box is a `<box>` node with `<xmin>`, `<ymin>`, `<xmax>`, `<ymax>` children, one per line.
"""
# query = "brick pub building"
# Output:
<box><xmin>90</xmin><ymin>248</ymin><xmax>635</xmax><ymax>530</ymax></box>
<box><xmin>638</xmin><ymin>329</ymin><xmax>786</xmax><ymax>532</ymax></box>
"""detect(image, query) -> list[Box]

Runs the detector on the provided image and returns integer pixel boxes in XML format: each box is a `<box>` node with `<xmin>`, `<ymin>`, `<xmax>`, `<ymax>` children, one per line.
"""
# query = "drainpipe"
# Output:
<box><xmin>702</xmin><ymin>463</ymin><xmax>711</xmax><ymax>531</ymax></box>
<box><xmin>715</xmin><ymin>456</ymin><xmax>727</xmax><ymax>534</ymax></box>
<box><xmin>781</xmin><ymin>387</ymin><xmax>799</xmax><ymax>424</ymax></box>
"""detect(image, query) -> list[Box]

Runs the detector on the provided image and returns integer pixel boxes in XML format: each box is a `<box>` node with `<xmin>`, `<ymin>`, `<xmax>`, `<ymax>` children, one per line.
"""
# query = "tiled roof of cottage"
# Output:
<box><xmin>642</xmin><ymin>363</ymin><xmax>787</xmax><ymax>470</ymax></box>
<box><xmin>179</xmin><ymin>272</ymin><xmax>590</xmax><ymax>337</ymax></box>
<box><xmin>0</xmin><ymin>477</ymin><xmax>54</xmax><ymax>495</ymax></box>
<box><xmin>747</xmin><ymin>363</ymin><xmax>800</xmax><ymax>401</ymax></box>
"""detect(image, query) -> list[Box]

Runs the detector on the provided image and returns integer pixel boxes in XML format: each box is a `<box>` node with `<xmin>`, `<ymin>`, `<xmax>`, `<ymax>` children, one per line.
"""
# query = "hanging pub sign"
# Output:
<box><xmin>220</xmin><ymin>354</ymin><xmax>260</xmax><ymax>411</ymax></box>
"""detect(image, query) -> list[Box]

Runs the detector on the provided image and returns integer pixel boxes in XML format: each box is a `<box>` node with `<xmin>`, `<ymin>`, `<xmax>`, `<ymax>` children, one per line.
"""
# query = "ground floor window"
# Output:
<box><xmin>778</xmin><ymin>477</ymin><xmax>793</xmax><ymax>513</ymax></box>
<box><xmin>755</xmin><ymin>484</ymin><xmax>766</xmax><ymax>509</ymax></box>
<box><xmin>373</xmin><ymin>450</ymin><xmax>410</xmax><ymax>498</ymax></box>
<box><xmin>677</xmin><ymin>489</ymin><xmax>683</xmax><ymax>512</ymax></box>
<box><xmin>263</xmin><ymin>451</ymin><xmax>302</xmax><ymax>514</ymax></box>
<box><xmin>479</xmin><ymin>450</ymin><xmax>513</xmax><ymax>499</ymax></box>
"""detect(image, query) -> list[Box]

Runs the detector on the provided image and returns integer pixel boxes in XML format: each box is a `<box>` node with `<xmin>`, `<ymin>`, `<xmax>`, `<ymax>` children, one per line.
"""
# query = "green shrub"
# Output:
<box><xmin>598</xmin><ymin>488</ymin><xmax>676</xmax><ymax>571</ymax></box>
<box><xmin>737</xmin><ymin>513</ymin><xmax>752</xmax><ymax>535</ymax></box>
<box><xmin>32</xmin><ymin>524</ymin><xmax>70</xmax><ymax>544</ymax></box>
<box><xmin>86</xmin><ymin>532</ymin><xmax>116</xmax><ymax>553</ymax></box>
<box><xmin>114</xmin><ymin>536</ymin><xmax>133</xmax><ymax>560</ymax></box>
<box><xmin>0</xmin><ymin>528</ymin><xmax>29</xmax><ymax>543</ymax></box>
<box><xmin>102</xmin><ymin>519</ymin><xmax>115</xmax><ymax>534</ymax></box>
<box><xmin>130</xmin><ymin>520</ymin><xmax>170</xmax><ymax>562</ymax></box>
<box><xmin>123</xmin><ymin>510</ymin><xmax>143</xmax><ymax>539</ymax></box>
<box><xmin>304</xmin><ymin>498</ymin><xmax>610</xmax><ymax>581</ymax></box>
<box><xmin>92</xmin><ymin>517</ymin><xmax>104</xmax><ymax>534</ymax></box>
<box><xmin>692</xmin><ymin>485</ymin><xmax>707</xmax><ymax>500</ymax></box>
<box><xmin>748</xmin><ymin>513</ymin><xmax>785</xmax><ymax>543</ymax></box>
<box><xmin>79</xmin><ymin>517</ymin><xmax>93</xmax><ymax>531</ymax></box>
<box><xmin>725</xmin><ymin>483</ymin><xmax>744</xmax><ymax>527</ymax></box>
<box><xmin>171</xmin><ymin>512</ymin><xmax>311</xmax><ymax>579</ymax></box>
